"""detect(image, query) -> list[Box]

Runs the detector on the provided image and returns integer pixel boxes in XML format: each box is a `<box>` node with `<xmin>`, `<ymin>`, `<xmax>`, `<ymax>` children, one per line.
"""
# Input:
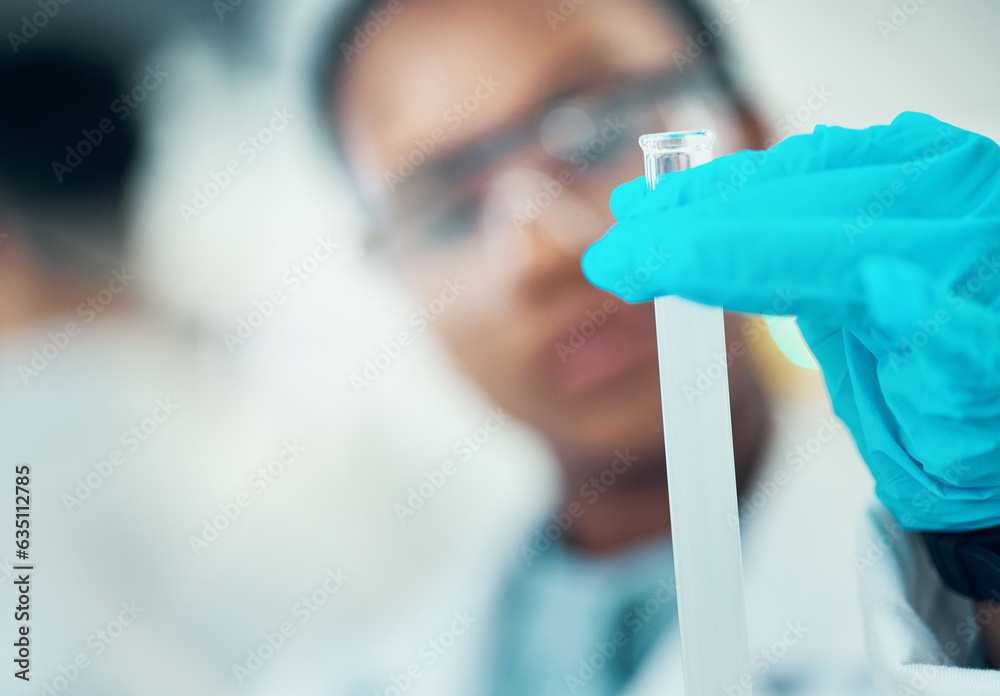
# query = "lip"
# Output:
<box><xmin>542</xmin><ymin>300</ymin><xmax>658</xmax><ymax>398</ymax></box>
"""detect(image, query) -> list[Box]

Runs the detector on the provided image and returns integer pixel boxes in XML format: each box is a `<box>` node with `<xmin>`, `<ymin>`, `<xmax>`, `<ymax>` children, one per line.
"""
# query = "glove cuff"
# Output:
<box><xmin>922</xmin><ymin>526</ymin><xmax>1000</xmax><ymax>602</ymax></box>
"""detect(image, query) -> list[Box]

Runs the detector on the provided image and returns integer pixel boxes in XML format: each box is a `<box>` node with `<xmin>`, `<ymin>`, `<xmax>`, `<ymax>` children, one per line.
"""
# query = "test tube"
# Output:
<box><xmin>638</xmin><ymin>130</ymin><xmax>752</xmax><ymax>696</ymax></box>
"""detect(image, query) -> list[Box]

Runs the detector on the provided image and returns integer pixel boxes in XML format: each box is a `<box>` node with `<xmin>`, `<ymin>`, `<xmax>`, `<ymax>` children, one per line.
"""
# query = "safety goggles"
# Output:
<box><xmin>368</xmin><ymin>65</ymin><xmax>742</xmax><ymax>267</ymax></box>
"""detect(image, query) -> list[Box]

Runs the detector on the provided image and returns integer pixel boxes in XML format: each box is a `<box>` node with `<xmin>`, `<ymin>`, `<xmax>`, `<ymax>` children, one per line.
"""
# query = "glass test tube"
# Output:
<box><xmin>639</xmin><ymin>130</ymin><xmax>752</xmax><ymax>696</ymax></box>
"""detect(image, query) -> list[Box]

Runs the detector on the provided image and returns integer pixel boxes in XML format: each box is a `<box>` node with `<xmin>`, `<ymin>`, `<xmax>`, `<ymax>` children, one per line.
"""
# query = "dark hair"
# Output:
<box><xmin>313</xmin><ymin>0</ymin><xmax>746</xmax><ymax>159</ymax></box>
<box><xmin>0</xmin><ymin>52</ymin><xmax>138</xmax><ymax>264</ymax></box>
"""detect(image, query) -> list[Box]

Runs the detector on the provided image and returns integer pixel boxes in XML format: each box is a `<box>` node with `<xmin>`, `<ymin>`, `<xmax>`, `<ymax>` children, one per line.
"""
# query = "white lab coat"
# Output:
<box><xmin>317</xmin><ymin>400</ymin><xmax>1000</xmax><ymax>696</ymax></box>
<box><xmin>858</xmin><ymin>505</ymin><xmax>1000</xmax><ymax>695</ymax></box>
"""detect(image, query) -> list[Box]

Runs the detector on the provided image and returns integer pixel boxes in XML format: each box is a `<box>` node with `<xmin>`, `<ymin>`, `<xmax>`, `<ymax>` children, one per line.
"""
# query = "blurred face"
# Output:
<box><xmin>337</xmin><ymin>0</ymin><xmax>756</xmax><ymax>473</ymax></box>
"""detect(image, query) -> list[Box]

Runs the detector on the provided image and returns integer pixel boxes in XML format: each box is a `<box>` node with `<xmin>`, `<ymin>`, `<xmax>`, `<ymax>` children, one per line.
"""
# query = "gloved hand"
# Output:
<box><xmin>582</xmin><ymin>112</ymin><xmax>1000</xmax><ymax>532</ymax></box>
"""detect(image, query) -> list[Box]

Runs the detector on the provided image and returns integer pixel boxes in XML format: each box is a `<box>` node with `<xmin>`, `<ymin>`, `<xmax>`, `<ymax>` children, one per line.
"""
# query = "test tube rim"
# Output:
<box><xmin>638</xmin><ymin>129</ymin><xmax>717</xmax><ymax>156</ymax></box>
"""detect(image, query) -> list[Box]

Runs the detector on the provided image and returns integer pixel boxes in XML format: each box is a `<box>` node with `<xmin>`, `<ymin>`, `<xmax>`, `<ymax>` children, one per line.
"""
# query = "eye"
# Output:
<box><xmin>586</xmin><ymin>126</ymin><xmax>633</xmax><ymax>168</ymax></box>
<box><xmin>567</xmin><ymin>104</ymin><xmax>642</xmax><ymax>170</ymax></box>
<box><xmin>418</xmin><ymin>196</ymin><xmax>481</xmax><ymax>249</ymax></box>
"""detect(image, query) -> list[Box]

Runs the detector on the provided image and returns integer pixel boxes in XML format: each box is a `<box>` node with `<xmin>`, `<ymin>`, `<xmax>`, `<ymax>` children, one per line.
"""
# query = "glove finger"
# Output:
<box><xmin>583</xmin><ymin>211</ymin><xmax>869</xmax><ymax>317</ymax></box>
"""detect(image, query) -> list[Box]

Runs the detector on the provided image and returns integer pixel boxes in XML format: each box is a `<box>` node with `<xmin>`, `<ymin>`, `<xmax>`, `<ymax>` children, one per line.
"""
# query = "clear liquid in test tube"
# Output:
<box><xmin>638</xmin><ymin>130</ymin><xmax>752</xmax><ymax>696</ymax></box>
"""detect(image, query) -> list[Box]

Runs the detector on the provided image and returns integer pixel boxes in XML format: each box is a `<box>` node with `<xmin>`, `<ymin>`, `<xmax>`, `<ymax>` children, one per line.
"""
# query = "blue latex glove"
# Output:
<box><xmin>582</xmin><ymin>112</ymin><xmax>1000</xmax><ymax>532</ymax></box>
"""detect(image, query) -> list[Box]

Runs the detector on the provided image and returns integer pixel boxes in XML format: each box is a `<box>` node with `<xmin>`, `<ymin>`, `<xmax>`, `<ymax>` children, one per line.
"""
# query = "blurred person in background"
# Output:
<box><xmin>316</xmin><ymin>0</ymin><xmax>1000</xmax><ymax>694</ymax></box>
<box><xmin>0</xmin><ymin>36</ymin><xmax>369</xmax><ymax>696</ymax></box>
<box><xmin>0</xmin><ymin>53</ymin><xmax>138</xmax><ymax>344</ymax></box>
